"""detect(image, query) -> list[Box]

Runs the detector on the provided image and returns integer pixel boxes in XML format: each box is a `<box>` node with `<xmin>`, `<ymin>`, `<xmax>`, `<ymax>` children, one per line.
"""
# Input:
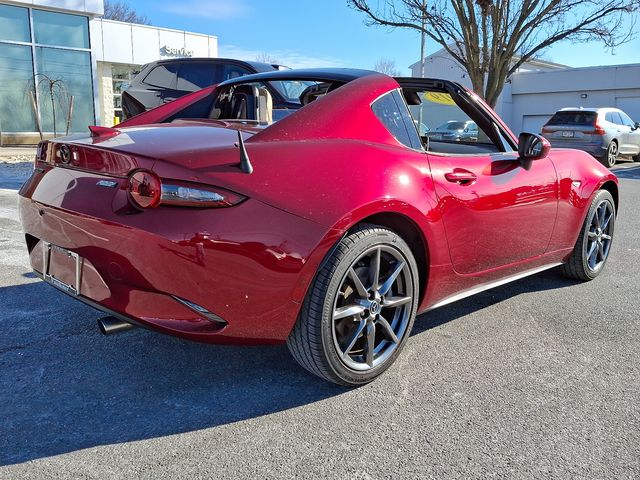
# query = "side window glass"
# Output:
<box><xmin>371</xmin><ymin>90</ymin><xmax>421</xmax><ymax>149</ymax></box>
<box><xmin>143</xmin><ymin>64</ymin><xmax>178</xmax><ymax>89</ymax></box>
<box><xmin>610</xmin><ymin>112</ymin><xmax>623</xmax><ymax>125</ymax></box>
<box><xmin>619</xmin><ymin>111</ymin><xmax>635</xmax><ymax>127</ymax></box>
<box><xmin>404</xmin><ymin>89</ymin><xmax>502</xmax><ymax>153</ymax></box>
<box><xmin>177</xmin><ymin>63</ymin><xmax>221</xmax><ymax>91</ymax></box>
<box><xmin>223</xmin><ymin>65</ymin><xmax>252</xmax><ymax>81</ymax></box>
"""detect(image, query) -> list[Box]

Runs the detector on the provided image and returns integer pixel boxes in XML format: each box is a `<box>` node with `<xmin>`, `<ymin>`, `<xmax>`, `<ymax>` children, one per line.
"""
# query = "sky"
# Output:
<box><xmin>133</xmin><ymin>0</ymin><xmax>640</xmax><ymax>74</ymax></box>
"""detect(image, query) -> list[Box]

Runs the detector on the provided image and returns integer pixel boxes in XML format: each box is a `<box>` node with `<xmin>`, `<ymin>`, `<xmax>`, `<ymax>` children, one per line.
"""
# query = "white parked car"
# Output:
<box><xmin>541</xmin><ymin>107</ymin><xmax>640</xmax><ymax>168</ymax></box>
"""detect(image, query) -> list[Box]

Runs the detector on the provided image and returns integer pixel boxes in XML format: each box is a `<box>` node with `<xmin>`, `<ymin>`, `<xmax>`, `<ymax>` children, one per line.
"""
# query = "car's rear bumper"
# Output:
<box><xmin>18</xmin><ymin>170</ymin><xmax>333</xmax><ymax>344</ymax></box>
<box><xmin>546</xmin><ymin>139</ymin><xmax>605</xmax><ymax>157</ymax></box>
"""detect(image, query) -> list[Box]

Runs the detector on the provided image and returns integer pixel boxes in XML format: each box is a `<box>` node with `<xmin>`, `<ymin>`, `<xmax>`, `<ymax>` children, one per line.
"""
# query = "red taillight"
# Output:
<box><xmin>592</xmin><ymin>124</ymin><xmax>606</xmax><ymax>135</ymax></box>
<box><xmin>541</xmin><ymin>126</ymin><xmax>553</xmax><ymax>134</ymax></box>
<box><xmin>127</xmin><ymin>170</ymin><xmax>245</xmax><ymax>209</ymax></box>
<box><xmin>128</xmin><ymin>170</ymin><xmax>162</xmax><ymax>208</ymax></box>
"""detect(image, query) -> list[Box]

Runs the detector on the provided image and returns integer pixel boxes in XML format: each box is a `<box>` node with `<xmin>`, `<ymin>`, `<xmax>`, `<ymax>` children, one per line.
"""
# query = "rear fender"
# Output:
<box><xmin>547</xmin><ymin>149</ymin><xmax>618</xmax><ymax>252</ymax></box>
<box><xmin>290</xmin><ymin>199</ymin><xmax>449</xmax><ymax>316</ymax></box>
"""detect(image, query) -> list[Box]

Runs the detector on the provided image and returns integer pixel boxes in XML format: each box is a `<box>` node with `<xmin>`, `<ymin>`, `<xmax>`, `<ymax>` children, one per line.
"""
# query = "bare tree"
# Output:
<box><xmin>373</xmin><ymin>58</ymin><xmax>402</xmax><ymax>76</ymax></box>
<box><xmin>255</xmin><ymin>52</ymin><xmax>281</xmax><ymax>65</ymax></box>
<box><xmin>34</xmin><ymin>74</ymin><xmax>68</xmax><ymax>138</ymax></box>
<box><xmin>103</xmin><ymin>1</ymin><xmax>151</xmax><ymax>25</ymax></box>
<box><xmin>349</xmin><ymin>0</ymin><xmax>640</xmax><ymax>106</ymax></box>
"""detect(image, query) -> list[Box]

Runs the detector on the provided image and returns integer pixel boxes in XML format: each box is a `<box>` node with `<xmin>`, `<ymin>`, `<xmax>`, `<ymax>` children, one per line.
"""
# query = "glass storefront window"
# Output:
<box><xmin>0</xmin><ymin>4</ymin><xmax>30</xmax><ymax>43</ymax></box>
<box><xmin>36</xmin><ymin>47</ymin><xmax>93</xmax><ymax>133</ymax></box>
<box><xmin>111</xmin><ymin>65</ymin><xmax>140</xmax><ymax>125</ymax></box>
<box><xmin>33</xmin><ymin>10</ymin><xmax>89</xmax><ymax>49</ymax></box>
<box><xmin>0</xmin><ymin>43</ymin><xmax>36</xmax><ymax>132</ymax></box>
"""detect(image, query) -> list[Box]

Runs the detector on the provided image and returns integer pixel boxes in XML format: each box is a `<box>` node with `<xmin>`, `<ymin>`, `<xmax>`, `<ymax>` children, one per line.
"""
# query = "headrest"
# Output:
<box><xmin>403</xmin><ymin>90</ymin><xmax>422</xmax><ymax>106</ymax></box>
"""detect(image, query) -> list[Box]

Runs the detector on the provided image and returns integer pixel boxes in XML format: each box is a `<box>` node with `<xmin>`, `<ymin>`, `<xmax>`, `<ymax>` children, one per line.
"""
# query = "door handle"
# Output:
<box><xmin>163</xmin><ymin>97</ymin><xmax>177</xmax><ymax>103</ymax></box>
<box><xmin>444</xmin><ymin>169</ymin><xmax>477</xmax><ymax>185</ymax></box>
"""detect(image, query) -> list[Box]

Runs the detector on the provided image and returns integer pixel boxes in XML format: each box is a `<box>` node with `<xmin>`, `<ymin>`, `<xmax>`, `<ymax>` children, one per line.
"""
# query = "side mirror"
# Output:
<box><xmin>518</xmin><ymin>132</ymin><xmax>550</xmax><ymax>160</ymax></box>
<box><xmin>634</xmin><ymin>122</ymin><xmax>640</xmax><ymax>130</ymax></box>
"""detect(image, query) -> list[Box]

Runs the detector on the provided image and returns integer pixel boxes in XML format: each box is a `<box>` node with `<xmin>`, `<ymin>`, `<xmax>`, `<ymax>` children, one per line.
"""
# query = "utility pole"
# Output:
<box><xmin>418</xmin><ymin>0</ymin><xmax>427</xmax><ymax>131</ymax></box>
<box><xmin>420</xmin><ymin>0</ymin><xmax>426</xmax><ymax>78</ymax></box>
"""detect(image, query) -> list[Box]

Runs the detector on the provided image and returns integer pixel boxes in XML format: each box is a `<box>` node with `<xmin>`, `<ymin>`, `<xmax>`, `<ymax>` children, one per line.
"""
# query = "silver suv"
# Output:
<box><xmin>541</xmin><ymin>107</ymin><xmax>640</xmax><ymax>167</ymax></box>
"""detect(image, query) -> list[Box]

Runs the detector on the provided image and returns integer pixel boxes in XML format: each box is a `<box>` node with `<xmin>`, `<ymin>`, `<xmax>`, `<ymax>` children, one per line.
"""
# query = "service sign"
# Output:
<box><xmin>161</xmin><ymin>45</ymin><xmax>194</xmax><ymax>57</ymax></box>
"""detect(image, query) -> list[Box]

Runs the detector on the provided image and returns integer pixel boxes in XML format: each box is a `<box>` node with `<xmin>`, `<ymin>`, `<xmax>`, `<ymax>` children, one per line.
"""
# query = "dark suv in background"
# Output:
<box><xmin>121</xmin><ymin>58</ymin><xmax>285</xmax><ymax>120</ymax></box>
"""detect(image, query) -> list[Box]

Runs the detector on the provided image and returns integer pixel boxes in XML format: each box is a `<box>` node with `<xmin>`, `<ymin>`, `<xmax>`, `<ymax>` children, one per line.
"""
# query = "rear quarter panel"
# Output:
<box><xmin>546</xmin><ymin>148</ymin><xmax>618</xmax><ymax>253</ymax></box>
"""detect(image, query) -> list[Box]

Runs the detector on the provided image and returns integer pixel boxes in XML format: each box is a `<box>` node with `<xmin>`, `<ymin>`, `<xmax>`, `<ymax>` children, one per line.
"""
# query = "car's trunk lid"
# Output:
<box><xmin>43</xmin><ymin>122</ymin><xmax>260</xmax><ymax>176</ymax></box>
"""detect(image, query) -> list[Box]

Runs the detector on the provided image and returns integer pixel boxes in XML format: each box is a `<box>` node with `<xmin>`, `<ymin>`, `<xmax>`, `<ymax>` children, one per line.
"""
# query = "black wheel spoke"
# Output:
<box><xmin>342</xmin><ymin>320</ymin><xmax>366</xmax><ymax>357</ymax></box>
<box><xmin>377</xmin><ymin>315</ymin><xmax>399</xmax><ymax>344</ymax></box>
<box><xmin>369</xmin><ymin>247</ymin><xmax>380</xmax><ymax>291</ymax></box>
<box><xmin>365</xmin><ymin>321</ymin><xmax>375</xmax><ymax>368</ymax></box>
<box><xmin>378</xmin><ymin>260</ymin><xmax>405</xmax><ymax>296</ymax></box>
<box><xmin>348</xmin><ymin>268</ymin><xmax>369</xmax><ymax>299</ymax></box>
<box><xmin>334</xmin><ymin>304</ymin><xmax>365</xmax><ymax>320</ymax></box>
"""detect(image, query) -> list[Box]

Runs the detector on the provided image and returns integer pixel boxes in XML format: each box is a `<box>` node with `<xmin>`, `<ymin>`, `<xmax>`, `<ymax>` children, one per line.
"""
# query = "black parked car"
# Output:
<box><xmin>121</xmin><ymin>58</ymin><xmax>286</xmax><ymax>119</ymax></box>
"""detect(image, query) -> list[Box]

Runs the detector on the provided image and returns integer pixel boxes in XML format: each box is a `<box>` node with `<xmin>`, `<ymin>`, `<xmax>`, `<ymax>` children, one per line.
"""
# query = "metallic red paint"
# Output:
<box><xmin>18</xmin><ymin>72</ymin><xmax>618</xmax><ymax>345</ymax></box>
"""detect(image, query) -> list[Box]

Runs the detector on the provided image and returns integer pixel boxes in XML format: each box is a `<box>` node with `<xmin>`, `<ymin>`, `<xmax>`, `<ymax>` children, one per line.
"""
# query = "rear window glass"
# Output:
<box><xmin>177</xmin><ymin>63</ymin><xmax>222</xmax><ymax>91</ymax></box>
<box><xmin>547</xmin><ymin>111</ymin><xmax>596</xmax><ymax>126</ymax></box>
<box><xmin>372</xmin><ymin>90</ymin><xmax>421</xmax><ymax>149</ymax></box>
<box><xmin>223</xmin><ymin>64</ymin><xmax>252</xmax><ymax>80</ymax></box>
<box><xmin>143</xmin><ymin>64</ymin><xmax>178</xmax><ymax>89</ymax></box>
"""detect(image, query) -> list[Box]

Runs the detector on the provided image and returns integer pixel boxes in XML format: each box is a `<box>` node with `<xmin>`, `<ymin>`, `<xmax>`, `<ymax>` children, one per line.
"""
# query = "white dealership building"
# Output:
<box><xmin>410</xmin><ymin>49</ymin><xmax>640</xmax><ymax>135</ymax></box>
<box><xmin>0</xmin><ymin>0</ymin><xmax>218</xmax><ymax>145</ymax></box>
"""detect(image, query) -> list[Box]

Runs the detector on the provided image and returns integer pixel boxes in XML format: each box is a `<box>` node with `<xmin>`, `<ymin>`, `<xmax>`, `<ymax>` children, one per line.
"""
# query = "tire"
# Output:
<box><xmin>633</xmin><ymin>154</ymin><xmax>640</xmax><ymax>163</ymax></box>
<box><xmin>287</xmin><ymin>224</ymin><xmax>419</xmax><ymax>386</ymax></box>
<box><xmin>561</xmin><ymin>190</ymin><xmax>615</xmax><ymax>281</ymax></box>
<box><xmin>600</xmin><ymin>141</ymin><xmax>618</xmax><ymax>168</ymax></box>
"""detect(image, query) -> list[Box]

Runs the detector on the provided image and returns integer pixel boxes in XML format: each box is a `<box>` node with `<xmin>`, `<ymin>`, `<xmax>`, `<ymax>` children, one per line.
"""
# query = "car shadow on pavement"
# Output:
<box><xmin>0</xmin><ymin>281</ymin><xmax>346</xmax><ymax>466</ymax></box>
<box><xmin>612</xmin><ymin>164</ymin><xmax>640</xmax><ymax>180</ymax></box>
<box><xmin>0</xmin><ymin>268</ymin><xmax>580</xmax><ymax>466</ymax></box>
<box><xmin>411</xmin><ymin>267</ymin><xmax>581</xmax><ymax>335</ymax></box>
<box><xmin>0</xmin><ymin>162</ymin><xmax>32</xmax><ymax>190</ymax></box>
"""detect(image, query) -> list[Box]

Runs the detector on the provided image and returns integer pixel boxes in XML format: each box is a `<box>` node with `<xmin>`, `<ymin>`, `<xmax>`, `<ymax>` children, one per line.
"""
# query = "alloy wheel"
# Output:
<box><xmin>607</xmin><ymin>142</ymin><xmax>618</xmax><ymax>167</ymax></box>
<box><xmin>331</xmin><ymin>245</ymin><xmax>414</xmax><ymax>371</ymax></box>
<box><xmin>585</xmin><ymin>199</ymin><xmax>614</xmax><ymax>272</ymax></box>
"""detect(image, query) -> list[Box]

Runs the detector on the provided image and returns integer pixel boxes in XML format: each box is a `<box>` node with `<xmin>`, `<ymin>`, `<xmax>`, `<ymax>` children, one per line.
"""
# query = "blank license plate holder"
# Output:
<box><xmin>42</xmin><ymin>241</ymin><xmax>82</xmax><ymax>296</ymax></box>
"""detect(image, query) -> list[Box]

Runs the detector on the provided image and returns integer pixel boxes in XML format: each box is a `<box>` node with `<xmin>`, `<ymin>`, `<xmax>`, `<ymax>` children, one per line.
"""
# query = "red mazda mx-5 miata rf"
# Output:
<box><xmin>19</xmin><ymin>69</ymin><xmax>618</xmax><ymax>385</ymax></box>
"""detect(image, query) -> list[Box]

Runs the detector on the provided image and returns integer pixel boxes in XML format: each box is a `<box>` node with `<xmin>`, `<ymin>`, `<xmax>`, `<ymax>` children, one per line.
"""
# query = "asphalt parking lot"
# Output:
<box><xmin>1</xmin><ymin>161</ymin><xmax>639</xmax><ymax>479</ymax></box>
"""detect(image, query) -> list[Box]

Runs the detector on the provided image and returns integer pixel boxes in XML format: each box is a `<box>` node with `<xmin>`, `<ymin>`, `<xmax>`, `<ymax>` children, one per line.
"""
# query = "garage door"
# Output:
<box><xmin>616</xmin><ymin>97</ymin><xmax>640</xmax><ymax>122</ymax></box>
<box><xmin>521</xmin><ymin>115</ymin><xmax>552</xmax><ymax>135</ymax></box>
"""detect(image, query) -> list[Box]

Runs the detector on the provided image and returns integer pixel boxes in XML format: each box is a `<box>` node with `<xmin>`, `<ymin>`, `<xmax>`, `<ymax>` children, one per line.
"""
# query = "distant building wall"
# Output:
<box><xmin>409</xmin><ymin>49</ymin><xmax>586</xmax><ymax>134</ymax></box>
<box><xmin>406</xmin><ymin>50</ymin><xmax>640</xmax><ymax>136</ymax></box>
<box><xmin>90</xmin><ymin>18</ymin><xmax>218</xmax><ymax>126</ymax></box>
<box><xmin>511</xmin><ymin>64</ymin><xmax>640</xmax><ymax>134</ymax></box>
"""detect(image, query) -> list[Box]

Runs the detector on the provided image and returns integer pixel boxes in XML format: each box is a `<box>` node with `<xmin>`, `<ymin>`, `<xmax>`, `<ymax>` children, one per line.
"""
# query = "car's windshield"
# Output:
<box><xmin>442</xmin><ymin>121</ymin><xmax>466</xmax><ymax>130</ymax></box>
<box><xmin>268</xmin><ymin>80</ymin><xmax>317</xmax><ymax>102</ymax></box>
<box><xmin>209</xmin><ymin>79</ymin><xmax>343</xmax><ymax>124</ymax></box>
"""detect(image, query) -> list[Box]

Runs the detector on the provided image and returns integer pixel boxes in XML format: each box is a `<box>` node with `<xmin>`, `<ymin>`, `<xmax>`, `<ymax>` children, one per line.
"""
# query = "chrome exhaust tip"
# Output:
<box><xmin>97</xmin><ymin>316</ymin><xmax>135</xmax><ymax>335</ymax></box>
